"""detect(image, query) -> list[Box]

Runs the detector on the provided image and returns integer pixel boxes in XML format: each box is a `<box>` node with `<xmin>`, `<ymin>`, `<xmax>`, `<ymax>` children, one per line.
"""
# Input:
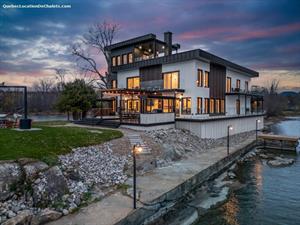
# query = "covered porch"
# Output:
<box><xmin>99</xmin><ymin>88</ymin><xmax>184</xmax><ymax>126</ymax></box>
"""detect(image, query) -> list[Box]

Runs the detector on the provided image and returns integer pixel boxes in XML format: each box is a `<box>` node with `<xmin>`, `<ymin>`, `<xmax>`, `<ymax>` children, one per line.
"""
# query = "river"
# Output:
<box><xmin>196</xmin><ymin>117</ymin><xmax>300</xmax><ymax>225</ymax></box>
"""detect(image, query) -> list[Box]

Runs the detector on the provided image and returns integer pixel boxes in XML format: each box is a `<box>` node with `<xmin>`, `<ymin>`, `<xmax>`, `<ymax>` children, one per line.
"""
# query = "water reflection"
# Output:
<box><xmin>196</xmin><ymin>117</ymin><xmax>300</xmax><ymax>225</ymax></box>
<box><xmin>221</xmin><ymin>195</ymin><xmax>239</xmax><ymax>225</ymax></box>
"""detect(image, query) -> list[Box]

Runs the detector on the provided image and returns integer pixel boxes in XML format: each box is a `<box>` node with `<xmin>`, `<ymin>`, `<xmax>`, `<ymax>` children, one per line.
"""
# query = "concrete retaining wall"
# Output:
<box><xmin>176</xmin><ymin>114</ymin><xmax>264</xmax><ymax>139</ymax></box>
<box><xmin>114</xmin><ymin>141</ymin><xmax>256</xmax><ymax>225</ymax></box>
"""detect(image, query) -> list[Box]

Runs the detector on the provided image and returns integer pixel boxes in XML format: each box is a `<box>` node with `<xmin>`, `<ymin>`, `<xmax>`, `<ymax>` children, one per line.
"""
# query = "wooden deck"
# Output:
<box><xmin>258</xmin><ymin>134</ymin><xmax>300</xmax><ymax>151</ymax></box>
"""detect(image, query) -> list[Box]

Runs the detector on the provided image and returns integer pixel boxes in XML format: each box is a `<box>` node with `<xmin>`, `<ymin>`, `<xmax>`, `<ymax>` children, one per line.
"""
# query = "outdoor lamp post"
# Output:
<box><xmin>256</xmin><ymin>119</ymin><xmax>261</xmax><ymax>145</ymax></box>
<box><xmin>227</xmin><ymin>125</ymin><xmax>233</xmax><ymax>155</ymax></box>
<box><xmin>132</xmin><ymin>145</ymin><xmax>143</xmax><ymax>209</ymax></box>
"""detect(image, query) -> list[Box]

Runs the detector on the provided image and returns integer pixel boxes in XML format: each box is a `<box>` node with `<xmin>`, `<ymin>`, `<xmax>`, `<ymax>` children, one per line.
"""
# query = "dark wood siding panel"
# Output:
<box><xmin>139</xmin><ymin>65</ymin><xmax>162</xmax><ymax>82</ymax></box>
<box><xmin>209</xmin><ymin>63</ymin><xmax>226</xmax><ymax>99</ymax></box>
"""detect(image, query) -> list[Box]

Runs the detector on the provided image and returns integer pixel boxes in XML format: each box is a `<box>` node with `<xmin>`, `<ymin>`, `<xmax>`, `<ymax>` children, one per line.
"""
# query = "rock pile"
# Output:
<box><xmin>0</xmin><ymin>144</ymin><xmax>128</xmax><ymax>224</ymax></box>
<box><xmin>146</xmin><ymin>128</ymin><xmax>255</xmax><ymax>161</ymax></box>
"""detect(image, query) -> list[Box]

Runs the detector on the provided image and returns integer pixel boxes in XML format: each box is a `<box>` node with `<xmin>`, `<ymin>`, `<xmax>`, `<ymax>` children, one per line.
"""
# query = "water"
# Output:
<box><xmin>29</xmin><ymin>114</ymin><xmax>67</xmax><ymax>121</ymax></box>
<box><xmin>196</xmin><ymin>117</ymin><xmax>300</xmax><ymax>225</ymax></box>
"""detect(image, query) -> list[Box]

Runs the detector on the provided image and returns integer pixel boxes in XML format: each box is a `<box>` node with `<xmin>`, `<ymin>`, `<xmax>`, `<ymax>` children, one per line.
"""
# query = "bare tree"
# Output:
<box><xmin>72</xmin><ymin>21</ymin><xmax>119</xmax><ymax>88</ymax></box>
<box><xmin>32</xmin><ymin>79</ymin><xmax>55</xmax><ymax>93</ymax></box>
<box><xmin>53</xmin><ymin>68</ymin><xmax>67</xmax><ymax>91</ymax></box>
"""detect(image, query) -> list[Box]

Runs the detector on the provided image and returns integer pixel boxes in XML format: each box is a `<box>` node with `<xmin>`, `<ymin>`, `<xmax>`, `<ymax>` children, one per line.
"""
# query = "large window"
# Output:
<box><xmin>117</xmin><ymin>56</ymin><xmax>121</xmax><ymax>65</ymax></box>
<box><xmin>236</xmin><ymin>79</ymin><xmax>240</xmax><ymax>89</ymax></box>
<box><xmin>204</xmin><ymin>98</ymin><xmax>209</xmax><ymax>114</ymax></box>
<box><xmin>197</xmin><ymin>97</ymin><xmax>202</xmax><ymax>114</ymax></box>
<box><xmin>197</xmin><ymin>70</ymin><xmax>203</xmax><ymax>87</ymax></box>
<box><xmin>204</xmin><ymin>71</ymin><xmax>209</xmax><ymax>87</ymax></box>
<box><xmin>221</xmin><ymin>99</ymin><xmax>225</xmax><ymax>113</ymax></box>
<box><xmin>215</xmin><ymin>99</ymin><xmax>220</xmax><ymax>114</ymax></box>
<box><xmin>122</xmin><ymin>54</ymin><xmax>128</xmax><ymax>64</ymax></box>
<box><xmin>112</xmin><ymin>57</ymin><xmax>116</xmax><ymax>67</ymax></box>
<box><xmin>111</xmin><ymin>80</ymin><xmax>117</xmax><ymax>88</ymax></box>
<box><xmin>181</xmin><ymin>97</ymin><xmax>191</xmax><ymax>114</ymax></box>
<box><xmin>210</xmin><ymin>98</ymin><xmax>215</xmax><ymax>114</ymax></box>
<box><xmin>128</xmin><ymin>53</ymin><xmax>133</xmax><ymax>63</ymax></box>
<box><xmin>163</xmin><ymin>99</ymin><xmax>174</xmax><ymax>113</ymax></box>
<box><xmin>145</xmin><ymin>98</ymin><xmax>162</xmax><ymax>113</ymax></box>
<box><xmin>127</xmin><ymin>77</ymin><xmax>140</xmax><ymax>89</ymax></box>
<box><xmin>226</xmin><ymin>77</ymin><xmax>231</xmax><ymax>93</ymax></box>
<box><xmin>163</xmin><ymin>71</ymin><xmax>179</xmax><ymax>89</ymax></box>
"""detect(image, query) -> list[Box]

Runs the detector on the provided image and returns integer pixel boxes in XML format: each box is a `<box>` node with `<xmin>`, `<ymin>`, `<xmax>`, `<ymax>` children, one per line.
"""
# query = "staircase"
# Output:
<box><xmin>127</xmin><ymin>134</ymin><xmax>151</xmax><ymax>154</ymax></box>
<box><xmin>73</xmin><ymin>118</ymin><xmax>120</xmax><ymax>128</ymax></box>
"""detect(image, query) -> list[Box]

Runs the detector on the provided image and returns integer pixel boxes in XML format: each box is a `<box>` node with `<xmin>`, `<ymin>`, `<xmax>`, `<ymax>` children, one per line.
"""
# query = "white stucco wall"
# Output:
<box><xmin>226</xmin><ymin>68</ymin><xmax>251</xmax><ymax>91</ymax></box>
<box><xmin>140</xmin><ymin>113</ymin><xmax>175</xmax><ymax>124</ymax></box>
<box><xmin>162</xmin><ymin>60</ymin><xmax>210</xmax><ymax>115</ymax></box>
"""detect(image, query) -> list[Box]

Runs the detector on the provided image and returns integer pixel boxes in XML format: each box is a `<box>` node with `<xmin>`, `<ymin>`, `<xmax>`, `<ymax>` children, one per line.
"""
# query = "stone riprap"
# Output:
<box><xmin>0</xmin><ymin>144</ymin><xmax>128</xmax><ymax>225</ymax></box>
<box><xmin>146</xmin><ymin>128</ymin><xmax>255</xmax><ymax>161</ymax></box>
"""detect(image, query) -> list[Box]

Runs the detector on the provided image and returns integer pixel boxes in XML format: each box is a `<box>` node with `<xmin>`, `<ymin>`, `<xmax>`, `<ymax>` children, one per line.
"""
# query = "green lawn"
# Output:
<box><xmin>0</xmin><ymin>122</ymin><xmax>123</xmax><ymax>164</ymax></box>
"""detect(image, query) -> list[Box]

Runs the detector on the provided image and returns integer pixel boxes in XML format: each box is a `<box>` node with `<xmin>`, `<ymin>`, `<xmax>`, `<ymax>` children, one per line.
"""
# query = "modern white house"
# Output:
<box><xmin>98</xmin><ymin>32</ymin><xmax>264</xmax><ymax>138</ymax></box>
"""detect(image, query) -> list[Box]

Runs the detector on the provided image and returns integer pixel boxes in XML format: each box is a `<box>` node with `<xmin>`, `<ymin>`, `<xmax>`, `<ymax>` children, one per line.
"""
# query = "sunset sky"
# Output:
<box><xmin>1</xmin><ymin>0</ymin><xmax>300</xmax><ymax>91</ymax></box>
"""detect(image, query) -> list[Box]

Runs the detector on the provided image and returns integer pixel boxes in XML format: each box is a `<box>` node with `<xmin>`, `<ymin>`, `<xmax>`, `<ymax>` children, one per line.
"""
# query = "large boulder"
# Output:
<box><xmin>23</xmin><ymin>161</ymin><xmax>49</xmax><ymax>181</ymax></box>
<box><xmin>32</xmin><ymin>166</ymin><xmax>68</xmax><ymax>207</ymax></box>
<box><xmin>0</xmin><ymin>161</ymin><xmax>23</xmax><ymax>201</ymax></box>
<box><xmin>267</xmin><ymin>157</ymin><xmax>295</xmax><ymax>167</ymax></box>
<box><xmin>31</xmin><ymin>209</ymin><xmax>62</xmax><ymax>225</ymax></box>
<box><xmin>2</xmin><ymin>210</ymin><xmax>32</xmax><ymax>225</ymax></box>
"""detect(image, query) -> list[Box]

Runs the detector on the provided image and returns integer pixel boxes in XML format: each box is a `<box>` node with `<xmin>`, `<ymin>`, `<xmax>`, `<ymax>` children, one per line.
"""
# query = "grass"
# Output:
<box><xmin>0</xmin><ymin>121</ymin><xmax>123</xmax><ymax>164</ymax></box>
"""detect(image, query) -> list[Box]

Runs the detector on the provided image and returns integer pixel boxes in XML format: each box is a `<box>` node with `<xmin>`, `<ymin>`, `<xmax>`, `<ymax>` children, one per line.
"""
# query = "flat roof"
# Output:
<box><xmin>112</xmin><ymin>49</ymin><xmax>259</xmax><ymax>77</ymax></box>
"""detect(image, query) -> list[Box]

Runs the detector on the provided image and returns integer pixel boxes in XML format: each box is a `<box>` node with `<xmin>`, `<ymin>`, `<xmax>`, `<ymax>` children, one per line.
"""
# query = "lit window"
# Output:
<box><xmin>210</xmin><ymin>99</ymin><xmax>215</xmax><ymax>114</ymax></box>
<box><xmin>128</xmin><ymin>53</ymin><xmax>133</xmax><ymax>63</ymax></box>
<box><xmin>221</xmin><ymin>99</ymin><xmax>225</xmax><ymax>113</ymax></box>
<box><xmin>127</xmin><ymin>77</ymin><xmax>140</xmax><ymax>89</ymax></box>
<box><xmin>163</xmin><ymin>99</ymin><xmax>174</xmax><ymax>113</ymax></box>
<box><xmin>226</xmin><ymin>77</ymin><xmax>231</xmax><ymax>93</ymax></box>
<box><xmin>117</xmin><ymin>56</ymin><xmax>121</xmax><ymax>65</ymax></box>
<box><xmin>112</xmin><ymin>57</ymin><xmax>116</xmax><ymax>67</ymax></box>
<box><xmin>145</xmin><ymin>99</ymin><xmax>163</xmax><ymax>113</ymax></box>
<box><xmin>215</xmin><ymin>99</ymin><xmax>220</xmax><ymax>114</ymax></box>
<box><xmin>204</xmin><ymin>98</ymin><xmax>209</xmax><ymax>114</ymax></box>
<box><xmin>236</xmin><ymin>79</ymin><xmax>240</xmax><ymax>89</ymax></box>
<box><xmin>197</xmin><ymin>70</ymin><xmax>203</xmax><ymax>87</ymax></box>
<box><xmin>163</xmin><ymin>71</ymin><xmax>179</xmax><ymax>89</ymax></box>
<box><xmin>122</xmin><ymin>54</ymin><xmax>127</xmax><ymax>64</ymax></box>
<box><xmin>182</xmin><ymin>97</ymin><xmax>191</xmax><ymax>114</ymax></box>
<box><xmin>111</xmin><ymin>80</ymin><xmax>117</xmax><ymax>88</ymax></box>
<box><xmin>204</xmin><ymin>71</ymin><xmax>209</xmax><ymax>88</ymax></box>
<box><xmin>197</xmin><ymin>97</ymin><xmax>202</xmax><ymax>114</ymax></box>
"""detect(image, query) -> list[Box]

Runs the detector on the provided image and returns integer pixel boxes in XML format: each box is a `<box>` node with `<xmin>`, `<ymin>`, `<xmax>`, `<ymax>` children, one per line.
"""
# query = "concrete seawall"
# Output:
<box><xmin>115</xmin><ymin>141</ymin><xmax>256</xmax><ymax>225</ymax></box>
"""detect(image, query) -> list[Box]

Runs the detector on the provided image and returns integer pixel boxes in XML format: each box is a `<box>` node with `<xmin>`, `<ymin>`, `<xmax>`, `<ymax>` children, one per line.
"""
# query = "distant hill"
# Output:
<box><xmin>279</xmin><ymin>91</ymin><xmax>298</xmax><ymax>97</ymax></box>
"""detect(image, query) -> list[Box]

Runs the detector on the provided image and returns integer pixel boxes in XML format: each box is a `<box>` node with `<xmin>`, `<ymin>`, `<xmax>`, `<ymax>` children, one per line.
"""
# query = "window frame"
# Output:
<box><xmin>122</xmin><ymin>54</ymin><xmax>128</xmax><ymax>65</ymax></box>
<box><xmin>210</xmin><ymin>98</ymin><xmax>215</xmax><ymax>114</ymax></box>
<box><xmin>204</xmin><ymin>71</ymin><xmax>209</xmax><ymax>88</ymax></box>
<box><xmin>197</xmin><ymin>69</ymin><xmax>203</xmax><ymax>87</ymax></box>
<box><xmin>117</xmin><ymin>55</ymin><xmax>121</xmax><ymax>66</ymax></box>
<box><xmin>197</xmin><ymin>97</ymin><xmax>202</xmax><ymax>114</ymax></box>
<box><xmin>226</xmin><ymin>77</ymin><xmax>232</xmax><ymax>93</ymax></box>
<box><xmin>126</xmin><ymin>76</ymin><xmax>140</xmax><ymax>89</ymax></box>
<box><xmin>236</xmin><ymin>79</ymin><xmax>241</xmax><ymax>89</ymax></box>
<box><xmin>128</xmin><ymin>53</ymin><xmax>133</xmax><ymax>63</ymax></box>
<box><xmin>112</xmin><ymin>57</ymin><xmax>116</xmax><ymax>67</ymax></box>
<box><xmin>181</xmin><ymin>97</ymin><xmax>191</xmax><ymax>115</ymax></box>
<box><xmin>163</xmin><ymin>71</ymin><xmax>180</xmax><ymax>89</ymax></box>
<box><xmin>204</xmin><ymin>98</ymin><xmax>209</xmax><ymax>114</ymax></box>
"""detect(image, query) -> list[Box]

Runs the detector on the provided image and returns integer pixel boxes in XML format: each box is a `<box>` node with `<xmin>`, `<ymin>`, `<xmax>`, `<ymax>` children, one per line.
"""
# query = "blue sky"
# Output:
<box><xmin>0</xmin><ymin>0</ymin><xmax>300</xmax><ymax>91</ymax></box>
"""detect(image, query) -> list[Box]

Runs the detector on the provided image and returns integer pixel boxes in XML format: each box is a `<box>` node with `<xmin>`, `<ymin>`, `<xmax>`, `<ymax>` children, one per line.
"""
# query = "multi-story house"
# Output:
<box><xmin>100</xmin><ymin>32</ymin><xmax>264</xmax><ymax>138</ymax></box>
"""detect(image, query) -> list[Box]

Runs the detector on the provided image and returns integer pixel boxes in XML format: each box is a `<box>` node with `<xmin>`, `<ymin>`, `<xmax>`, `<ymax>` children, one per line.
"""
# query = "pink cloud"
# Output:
<box><xmin>225</xmin><ymin>22</ymin><xmax>300</xmax><ymax>41</ymax></box>
<box><xmin>179</xmin><ymin>22</ymin><xmax>300</xmax><ymax>42</ymax></box>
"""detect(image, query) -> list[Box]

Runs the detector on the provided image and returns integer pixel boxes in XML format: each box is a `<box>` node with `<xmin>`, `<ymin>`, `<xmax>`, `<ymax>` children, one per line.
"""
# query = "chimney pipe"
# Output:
<box><xmin>164</xmin><ymin>31</ymin><xmax>172</xmax><ymax>56</ymax></box>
